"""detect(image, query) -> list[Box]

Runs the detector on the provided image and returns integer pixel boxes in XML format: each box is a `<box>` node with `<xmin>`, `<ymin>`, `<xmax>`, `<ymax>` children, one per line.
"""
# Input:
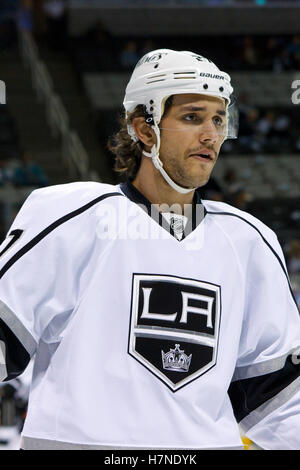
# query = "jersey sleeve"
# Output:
<box><xmin>228</xmin><ymin>229</ymin><xmax>300</xmax><ymax>449</ymax></box>
<box><xmin>0</xmin><ymin>186</ymin><xmax>94</xmax><ymax>383</ymax></box>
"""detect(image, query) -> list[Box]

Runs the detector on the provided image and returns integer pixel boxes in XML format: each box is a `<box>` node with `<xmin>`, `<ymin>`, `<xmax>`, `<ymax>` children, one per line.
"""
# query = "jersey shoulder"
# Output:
<box><xmin>28</xmin><ymin>181</ymin><xmax>120</xmax><ymax>208</ymax></box>
<box><xmin>10</xmin><ymin>181</ymin><xmax>121</xmax><ymax>228</ymax></box>
<box><xmin>202</xmin><ymin>199</ymin><xmax>278</xmax><ymax>246</ymax></box>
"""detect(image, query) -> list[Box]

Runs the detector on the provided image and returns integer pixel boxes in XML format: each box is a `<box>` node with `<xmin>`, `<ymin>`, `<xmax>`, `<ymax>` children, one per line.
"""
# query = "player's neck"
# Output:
<box><xmin>132</xmin><ymin>161</ymin><xmax>195</xmax><ymax>211</ymax></box>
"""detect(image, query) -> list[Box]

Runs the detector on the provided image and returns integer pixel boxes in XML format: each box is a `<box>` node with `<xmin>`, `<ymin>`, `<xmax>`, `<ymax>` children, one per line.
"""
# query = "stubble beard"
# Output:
<box><xmin>159</xmin><ymin>150</ymin><xmax>215</xmax><ymax>190</ymax></box>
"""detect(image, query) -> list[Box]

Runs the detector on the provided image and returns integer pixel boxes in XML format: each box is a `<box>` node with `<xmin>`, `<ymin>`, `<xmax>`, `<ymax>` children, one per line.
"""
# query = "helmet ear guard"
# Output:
<box><xmin>126</xmin><ymin>104</ymin><xmax>155</xmax><ymax>144</ymax></box>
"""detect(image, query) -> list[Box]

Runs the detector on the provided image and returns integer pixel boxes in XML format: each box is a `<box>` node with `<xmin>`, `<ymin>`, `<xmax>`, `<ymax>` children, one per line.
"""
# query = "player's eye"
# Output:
<box><xmin>182</xmin><ymin>113</ymin><xmax>200</xmax><ymax>122</ymax></box>
<box><xmin>213</xmin><ymin>116</ymin><xmax>225</xmax><ymax>127</ymax></box>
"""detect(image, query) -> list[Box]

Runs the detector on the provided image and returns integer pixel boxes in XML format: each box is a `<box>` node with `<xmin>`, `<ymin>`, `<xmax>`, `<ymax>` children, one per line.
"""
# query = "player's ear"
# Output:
<box><xmin>132</xmin><ymin>117</ymin><xmax>156</xmax><ymax>148</ymax></box>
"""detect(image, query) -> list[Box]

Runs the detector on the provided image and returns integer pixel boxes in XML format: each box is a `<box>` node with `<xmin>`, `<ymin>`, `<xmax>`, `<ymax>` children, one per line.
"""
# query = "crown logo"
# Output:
<box><xmin>161</xmin><ymin>344</ymin><xmax>192</xmax><ymax>373</ymax></box>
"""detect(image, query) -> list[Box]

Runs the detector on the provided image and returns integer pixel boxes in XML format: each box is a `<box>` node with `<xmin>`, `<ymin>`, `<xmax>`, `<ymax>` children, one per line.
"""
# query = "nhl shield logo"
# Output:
<box><xmin>128</xmin><ymin>274</ymin><xmax>221</xmax><ymax>392</ymax></box>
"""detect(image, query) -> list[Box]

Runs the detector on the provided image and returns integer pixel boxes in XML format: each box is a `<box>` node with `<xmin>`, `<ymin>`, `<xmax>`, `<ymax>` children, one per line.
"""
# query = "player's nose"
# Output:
<box><xmin>197</xmin><ymin>121</ymin><xmax>220</xmax><ymax>144</ymax></box>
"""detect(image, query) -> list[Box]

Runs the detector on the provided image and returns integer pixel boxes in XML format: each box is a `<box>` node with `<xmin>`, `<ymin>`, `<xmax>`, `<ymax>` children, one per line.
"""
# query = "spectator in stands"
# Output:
<box><xmin>238</xmin><ymin>107</ymin><xmax>260</xmax><ymax>153</ymax></box>
<box><xmin>231</xmin><ymin>189</ymin><xmax>249</xmax><ymax>211</ymax></box>
<box><xmin>222</xmin><ymin>167</ymin><xmax>252</xmax><ymax>210</ymax></box>
<box><xmin>119</xmin><ymin>41</ymin><xmax>140</xmax><ymax>70</ymax></box>
<box><xmin>0</xmin><ymin>158</ymin><xmax>15</xmax><ymax>186</ymax></box>
<box><xmin>287</xmin><ymin>34</ymin><xmax>300</xmax><ymax>69</ymax></box>
<box><xmin>13</xmin><ymin>150</ymin><xmax>48</xmax><ymax>188</ymax></box>
<box><xmin>240</xmin><ymin>35</ymin><xmax>258</xmax><ymax>70</ymax></box>
<box><xmin>238</xmin><ymin>91</ymin><xmax>252</xmax><ymax>116</ymax></box>
<box><xmin>86</xmin><ymin>20</ymin><xmax>115</xmax><ymax>71</ymax></box>
<box><xmin>254</xmin><ymin>110</ymin><xmax>291</xmax><ymax>153</ymax></box>
<box><xmin>272</xmin><ymin>113</ymin><xmax>291</xmax><ymax>149</ymax></box>
<box><xmin>84</xmin><ymin>19</ymin><xmax>112</xmax><ymax>50</ymax></box>
<box><xmin>223</xmin><ymin>168</ymin><xmax>243</xmax><ymax>197</ymax></box>
<box><xmin>273</xmin><ymin>47</ymin><xmax>293</xmax><ymax>72</ymax></box>
<box><xmin>263</xmin><ymin>36</ymin><xmax>282</xmax><ymax>71</ymax></box>
<box><xmin>255</xmin><ymin>110</ymin><xmax>276</xmax><ymax>152</ymax></box>
<box><xmin>256</xmin><ymin>110</ymin><xmax>275</xmax><ymax>137</ymax></box>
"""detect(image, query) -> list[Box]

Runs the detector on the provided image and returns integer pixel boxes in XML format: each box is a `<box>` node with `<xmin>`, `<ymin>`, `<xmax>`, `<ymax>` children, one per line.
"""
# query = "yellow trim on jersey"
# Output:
<box><xmin>242</xmin><ymin>436</ymin><xmax>253</xmax><ymax>450</ymax></box>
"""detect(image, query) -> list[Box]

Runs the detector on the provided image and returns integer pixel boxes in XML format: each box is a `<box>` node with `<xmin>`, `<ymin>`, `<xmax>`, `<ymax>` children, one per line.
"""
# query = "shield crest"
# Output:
<box><xmin>128</xmin><ymin>273</ymin><xmax>221</xmax><ymax>392</ymax></box>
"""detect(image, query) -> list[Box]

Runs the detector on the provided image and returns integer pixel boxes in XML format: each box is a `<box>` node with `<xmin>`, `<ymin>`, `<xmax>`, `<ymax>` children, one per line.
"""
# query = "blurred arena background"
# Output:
<box><xmin>0</xmin><ymin>0</ymin><xmax>300</xmax><ymax>450</ymax></box>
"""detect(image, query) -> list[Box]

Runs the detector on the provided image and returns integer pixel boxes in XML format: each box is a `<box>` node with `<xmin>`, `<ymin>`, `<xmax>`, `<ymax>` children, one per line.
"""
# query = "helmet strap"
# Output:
<box><xmin>142</xmin><ymin>124</ymin><xmax>195</xmax><ymax>195</ymax></box>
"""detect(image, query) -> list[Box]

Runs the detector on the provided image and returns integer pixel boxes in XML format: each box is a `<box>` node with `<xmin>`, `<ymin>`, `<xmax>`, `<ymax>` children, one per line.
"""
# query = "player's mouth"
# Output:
<box><xmin>188</xmin><ymin>148</ymin><xmax>214</xmax><ymax>162</ymax></box>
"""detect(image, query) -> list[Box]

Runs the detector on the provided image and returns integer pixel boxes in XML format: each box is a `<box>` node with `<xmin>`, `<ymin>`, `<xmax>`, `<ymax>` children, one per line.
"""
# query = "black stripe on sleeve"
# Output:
<box><xmin>0</xmin><ymin>192</ymin><xmax>124</xmax><ymax>280</ymax></box>
<box><xmin>206</xmin><ymin>211</ymin><xmax>299</xmax><ymax>312</ymax></box>
<box><xmin>0</xmin><ymin>318</ymin><xmax>31</xmax><ymax>381</ymax></box>
<box><xmin>228</xmin><ymin>354</ymin><xmax>300</xmax><ymax>423</ymax></box>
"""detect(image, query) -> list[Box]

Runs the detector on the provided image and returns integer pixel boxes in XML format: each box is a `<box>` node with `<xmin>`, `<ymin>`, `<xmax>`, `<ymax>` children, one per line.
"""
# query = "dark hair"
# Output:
<box><xmin>107</xmin><ymin>96</ymin><xmax>173</xmax><ymax>180</ymax></box>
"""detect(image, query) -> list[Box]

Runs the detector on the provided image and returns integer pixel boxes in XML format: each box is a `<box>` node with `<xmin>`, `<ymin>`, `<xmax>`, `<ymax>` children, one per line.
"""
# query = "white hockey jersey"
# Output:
<box><xmin>0</xmin><ymin>181</ymin><xmax>300</xmax><ymax>450</ymax></box>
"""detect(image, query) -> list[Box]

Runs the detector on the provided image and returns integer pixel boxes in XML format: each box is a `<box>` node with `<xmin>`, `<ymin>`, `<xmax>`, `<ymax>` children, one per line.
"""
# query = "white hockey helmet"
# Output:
<box><xmin>123</xmin><ymin>49</ymin><xmax>237</xmax><ymax>194</ymax></box>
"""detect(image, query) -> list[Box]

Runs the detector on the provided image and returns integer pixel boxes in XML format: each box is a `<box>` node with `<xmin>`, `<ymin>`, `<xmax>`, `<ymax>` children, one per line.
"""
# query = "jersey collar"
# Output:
<box><xmin>119</xmin><ymin>181</ymin><xmax>206</xmax><ymax>241</ymax></box>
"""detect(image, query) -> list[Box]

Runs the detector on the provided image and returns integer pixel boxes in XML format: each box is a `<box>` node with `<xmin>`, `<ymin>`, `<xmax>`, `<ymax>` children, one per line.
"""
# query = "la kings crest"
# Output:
<box><xmin>128</xmin><ymin>274</ymin><xmax>221</xmax><ymax>392</ymax></box>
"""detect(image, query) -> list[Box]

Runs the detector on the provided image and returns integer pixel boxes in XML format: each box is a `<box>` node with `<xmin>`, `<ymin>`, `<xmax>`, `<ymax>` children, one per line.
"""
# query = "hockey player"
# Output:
<box><xmin>0</xmin><ymin>50</ymin><xmax>300</xmax><ymax>450</ymax></box>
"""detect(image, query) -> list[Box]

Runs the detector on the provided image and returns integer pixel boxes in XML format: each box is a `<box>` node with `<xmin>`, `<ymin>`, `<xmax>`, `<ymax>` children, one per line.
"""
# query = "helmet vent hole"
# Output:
<box><xmin>154</xmin><ymin>64</ymin><xmax>159</xmax><ymax>69</ymax></box>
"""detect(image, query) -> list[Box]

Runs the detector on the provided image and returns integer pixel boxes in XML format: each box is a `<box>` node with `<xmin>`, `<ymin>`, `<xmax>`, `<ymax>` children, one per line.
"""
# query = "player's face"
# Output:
<box><xmin>158</xmin><ymin>94</ymin><xmax>226</xmax><ymax>189</ymax></box>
